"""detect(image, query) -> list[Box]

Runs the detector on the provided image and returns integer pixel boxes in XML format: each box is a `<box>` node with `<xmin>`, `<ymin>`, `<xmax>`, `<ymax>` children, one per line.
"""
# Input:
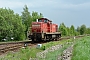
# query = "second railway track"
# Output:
<box><xmin>0</xmin><ymin>40</ymin><xmax>33</xmax><ymax>55</ymax></box>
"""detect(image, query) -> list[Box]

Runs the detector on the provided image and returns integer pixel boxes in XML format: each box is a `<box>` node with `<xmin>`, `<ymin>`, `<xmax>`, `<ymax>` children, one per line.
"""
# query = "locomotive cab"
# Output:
<box><xmin>38</xmin><ymin>18</ymin><xmax>52</xmax><ymax>23</ymax></box>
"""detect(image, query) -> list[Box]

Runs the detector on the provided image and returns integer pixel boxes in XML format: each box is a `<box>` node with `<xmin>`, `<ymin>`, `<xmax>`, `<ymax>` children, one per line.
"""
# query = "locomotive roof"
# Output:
<box><xmin>38</xmin><ymin>18</ymin><xmax>52</xmax><ymax>22</ymax></box>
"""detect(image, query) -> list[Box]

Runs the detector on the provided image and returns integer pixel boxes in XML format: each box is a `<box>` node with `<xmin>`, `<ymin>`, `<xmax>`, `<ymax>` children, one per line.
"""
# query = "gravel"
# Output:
<box><xmin>36</xmin><ymin>45</ymin><xmax>63</xmax><ymax>58</ymax></box>
<box><xmin>29</xmin><ymin>43</ymin><xmax>74</xmax><ymax>60</ymax></box>
<box><xmin>57</xmin><ymin>44</ymin><xmax>74</xmax><ymax>60</ymax></box>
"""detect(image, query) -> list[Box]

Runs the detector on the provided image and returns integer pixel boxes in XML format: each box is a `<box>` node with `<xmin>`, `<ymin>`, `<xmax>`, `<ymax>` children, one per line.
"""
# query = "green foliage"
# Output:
<box><xmin>80</xmin><ymin>24</ymin><xmax>86</xmax><ymax>35</ymax></box>
<box><xmin>70</xmin><ymin>25</ymin><xmax>75</xmax><ymax>36</ymax></box>
<box><xmin>0</xmin><ymin>8</ymin><xmax>25</xmax><ymax>41</ymax></box>
<box><xmin>44</xmin><ymin>43</ymin><xmax>72</xmax><ymax>60</ymax></box>
<box><xmin>59</xmin><ymin>23</ymin><xmax>68</xmax><ymax>36</ymax></box>
<box><xmin>0</xmin><ymin>16</ymin><xmax>7</xmax><ymax>40</ymax></box>
<box><xmin>76</xmin><ymin>26</ymin><xmax>80</xmax><ymax>35</ymax></box>
<box><xmin>72</xmin><ymin>36</ymin><xmax>90</xmax><ymax>60</ymax></box>
<box><xmin>0</xmin><ymin>5</ymin><xmax>43</xmax><ymax>41</ymax></box>
<box><xmin>0</xmin><ymin>47</ymin><xmax>31</xmax><ymax>60</ymax></box>
<box><xmin>86</xmin><ymin>27</ymin><xmax>90</xmax><ymax>34</ymax></box>
<box><xmin>31</xmin><ymin>11</ymin><xmax>43</xmax><ymax>22</ymax></box>
<box><xmin>66</xmin><ymin>27</ymin><xmax>70</xmax><ymax>36</ymax></box>
<box><xmin>59</xmin><ymin>23</ymin><xmax>77</xmax><ymax>36</ymax></box>
<box><xmin>0</xmin><ymin>39</ymin><xmax>73</xmax><ymax>60</ymax></box>
<box><xmin>21</xmin><ymin>5</ymin><xmax>43</xmax><ymax>38</ymax></box>
<box><xmin>77</xmin><ymin>26</ymin><xmax>80</xmax><ymax>32</ymax></box>
<box><xmin>59</xmin><ymin>23</ymin><xmax>90</xmax><ymax>36</ymax></box>
<box><xmin>21</xmin><ymin>5</ymin><xmax>31</xmax><ymax>28</ymax></box>
<box><xmin>21</xmin><ymin>5</ymin><xmax>31</xmax><ymax>39</ymax></box>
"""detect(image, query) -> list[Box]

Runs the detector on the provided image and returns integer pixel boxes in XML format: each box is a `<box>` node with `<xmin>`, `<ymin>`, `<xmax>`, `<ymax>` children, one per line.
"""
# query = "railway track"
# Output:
<box><xmin>0</xmin><ymin>40</ymin><xmax>33</xmax><ymax>55</ymax></box>
<box><xmin>0</xmin><ymin>34</ymin><xmax>89</xmax><ymax>55</ymax></box>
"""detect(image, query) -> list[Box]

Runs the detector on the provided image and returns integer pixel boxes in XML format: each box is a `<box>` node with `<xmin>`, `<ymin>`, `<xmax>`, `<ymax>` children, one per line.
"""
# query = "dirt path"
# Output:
<box><xmin>57</xmin><ymin>44</ymin><xmax>74</xmax><ymax>60</ymax></box>
<box><xmin>29</xmin><ymin>42</ymin><xmax>74</xmax><ymax>60</ymax></box>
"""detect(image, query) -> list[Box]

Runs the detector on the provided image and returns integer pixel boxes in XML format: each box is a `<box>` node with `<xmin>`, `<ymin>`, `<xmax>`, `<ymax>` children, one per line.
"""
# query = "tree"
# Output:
<box><xmin>13</xmin><ymin>13</ymin><xmax>25</xmax><ymax>40</ymax></box>
<box><xmin>0</xmin><ymin>8</ymin><xmax>25</xmax><ymax>41</ymax></box>
<box><xmin>66</xmin><ymin>27</ymin><xmax>70</xmax><ymax>36</ymax></box>
<box><xmin>70</xmin><ymin>25</ymin><xmax>75</xmax><ymax>36</ymax></box>
<box><xmin>31</xmin><ymin>11</ymin><xmax>43</xmax><ymax>22</ymax></box>
<box><xmin>80</xmin><ymin>24</ymin><xmax>86</xmax><ymax>35</ymax></box>
<box><xmin>59</xmin><ymin>23</ymin><xmax>68</xmax><ymax>36</ymax></box>
<box><xmin>76</xmin><ymin>26</ymin><xmax>80</xmax><ymax>35</ymax></box>
<box><xmin>85</xmin><ymin>27</ymin><xmax>90</xmax><ymax>34</ymax></box>
<box><xmin>21</xmin><ymin>5</ymin><xmax>43</xmax><ymax>38</ymax></box>
<box><xmin>0</xmin><ymin>16</ymin><xmax>7</xmax><ymax>40</ymax></box>
<box><xmin>21</xmin><ymin>5</ymin><xmax>31</xmax><ymax>38</ymax></box>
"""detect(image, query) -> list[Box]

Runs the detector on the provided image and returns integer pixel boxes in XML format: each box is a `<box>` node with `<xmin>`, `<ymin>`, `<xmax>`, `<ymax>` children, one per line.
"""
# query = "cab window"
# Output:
<box><xmin>38</xmin><ymin>20</ymin><xmax>42</xmax><ymax>22</ymax></box>
<box><xmin>44</xmin><ymin>19</ymin><xmax>48</xmax><ymax>23</ymax></box>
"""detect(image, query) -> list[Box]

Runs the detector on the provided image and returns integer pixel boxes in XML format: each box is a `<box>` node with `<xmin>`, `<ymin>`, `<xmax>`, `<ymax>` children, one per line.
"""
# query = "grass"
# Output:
<box><xmin>0</xmin><ymin>47</ymin><xmax>42</xmax><ymax>60</ymax></box>
<box><xmin>42</xmin><ymin>39</ymin><xmax>73</xmax><ymax>49</ymax></box>
<box><xmin>1</xmin><ymin>36</ymin><xmax>89</xmax><ymax>60</ymax></box>
<box><xmin>71</xmin><ymin>36</ymin><xmax>90</xmax><ymax>60</ymax></box>
<box><xmin>41</xmin><ymin>43</ymin><xmax>72</xmax><ymax>60</ymax></box>
<box><xmin>0</xmin><ymin>38</ymin><xmax>74</xmax><ymax>60</ymax></box>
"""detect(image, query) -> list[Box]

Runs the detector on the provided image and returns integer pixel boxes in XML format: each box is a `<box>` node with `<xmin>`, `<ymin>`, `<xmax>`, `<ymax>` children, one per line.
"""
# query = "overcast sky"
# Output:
<box><xmin>0</xmin><ymin>0</ymin><xmax>90</xmax><ymax>28</ymax></box>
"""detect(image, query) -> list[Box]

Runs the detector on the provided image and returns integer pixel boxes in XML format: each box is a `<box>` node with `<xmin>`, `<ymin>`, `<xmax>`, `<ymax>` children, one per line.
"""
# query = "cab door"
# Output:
<box><xmin>47</xmin><ymin>22</ymin><xmax>52</xmax><ymax>32</ymax></box>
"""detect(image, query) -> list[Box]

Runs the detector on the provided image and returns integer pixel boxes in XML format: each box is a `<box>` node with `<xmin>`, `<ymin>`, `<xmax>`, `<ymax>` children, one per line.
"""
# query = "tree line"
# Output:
<box><xmin>59</xmin><ymin>23</ymin><xmax>90</xmax><ymax>36</ymax></box>
<box><xmin>0</xmin><ymin>5</ymin><xmax>90</xmax><ymax>41</ymax></box>
<box><xmin>0</xmin><ymin>5</ymin><xmax>43</xmax><ymax>41</ymax></box>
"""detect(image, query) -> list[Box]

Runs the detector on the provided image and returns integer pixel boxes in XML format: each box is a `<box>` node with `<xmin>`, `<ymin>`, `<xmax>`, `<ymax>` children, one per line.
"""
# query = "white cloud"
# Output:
<box><xmin>0</xmin><ymin>0</ymin><xmax>36</xmax><ymax>9</ymax></box>
<box><xmin>59</xmin><ymin>2</ymin><xmax>90</xmax><ymax>10</ymax></box>
<box><xmin>0</xmin><ymin>1</ymin><xmax>22</xmax><ymax>8</ymax></box>
<box><xmin>0</xmin><ymin>0</ymin><xmax>90</xmax><ymax>10</ymax></box>
<box><xmin>0</xmin><ymin>0</ymin><xmax>90</xmax><ymax>27</ymax></box>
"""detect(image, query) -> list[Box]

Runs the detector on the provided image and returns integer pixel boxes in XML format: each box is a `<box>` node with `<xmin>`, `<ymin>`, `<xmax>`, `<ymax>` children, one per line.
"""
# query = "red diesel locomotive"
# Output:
<box><xmin>28</xmin><ymin>18</ymin><xmax>61</xmax><ymax>42</ymax></box>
